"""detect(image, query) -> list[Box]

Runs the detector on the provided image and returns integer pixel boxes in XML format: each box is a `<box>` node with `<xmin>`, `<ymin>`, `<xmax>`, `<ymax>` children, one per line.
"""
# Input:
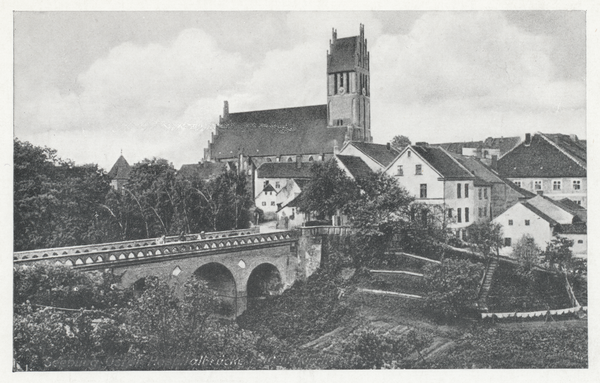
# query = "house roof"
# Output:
<box><xmin>257</xmin><ymin>162</ymin><xmax>314</xmax><ymax>179</ymax></box>
<box><xmin>107</xmin><ymin>155</ymin><xmax>131</xmax><ymax>180</ymax></box>
<box><xmin>210</xmin><ymin>104</ymin><xmax>349</xmax><ymax>159</ymax></box>
<box><xmin>521</xmin><ymin>202</ymin><xmax>559</xmax><ymax>226</ymax></box>
<box><xmin>558</xmin><ymin>223</ymin><xmax>587</xmax><ymax>235</ymax></box>
<box><xmin>433</xmin><ymin>136</ymin><xmax>520</xmax><ymax>157</ymax></box>
<box><xmin>335</xmin><ymin>155</ymin><xmax>373</xmax><ymax>180</ymax></box>
<box><xmin>279</xmin><ymin>192</ymin><xmax>302</xmax><ymax>211</ymax></box>
<box><xmin>328</xmin><ymin>36</ymin><xmax>358</xmax><ymax>73</ymax></box>
<box><xmin>263</xmin><ymin>183</ymin><xmax>276</xmax><ymax>193</ymax></box>
<box><xmin>348</xmin><ymin>142</ymin><xmax>400</xmax><ymax>167</ymax></box>
<box><xmin>410</xmin><ymin>145</ymin><xmax>474</xmax><ymax>180</ymax></box>
<box><xmin>178</xmin><ymin>162</ymin><xmax>227</xmax><ymax>179</ymax></box>
<box><xmin>497</xmin><ymin>133</ymin><xmax>586</xmax><ymax>178</ymax></box>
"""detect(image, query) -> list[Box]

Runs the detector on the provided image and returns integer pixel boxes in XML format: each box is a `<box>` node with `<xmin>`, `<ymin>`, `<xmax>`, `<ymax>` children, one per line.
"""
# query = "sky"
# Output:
<box><xmin>13</xmin><ymin>11</ymin><xmax>586</xmax><ymax>170</ymax></box>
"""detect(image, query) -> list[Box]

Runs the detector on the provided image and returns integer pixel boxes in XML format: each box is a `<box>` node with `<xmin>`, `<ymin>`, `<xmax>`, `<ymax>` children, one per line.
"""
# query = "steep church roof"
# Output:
<box><xmin>107</xmin><ymin>155</ymin><xmax>131</xmax><ymax>180</ymax></box>
<box><xmin>210</xmin><ymin>104</ymin><xmax>349</xmax><ymax>160</ymax></box>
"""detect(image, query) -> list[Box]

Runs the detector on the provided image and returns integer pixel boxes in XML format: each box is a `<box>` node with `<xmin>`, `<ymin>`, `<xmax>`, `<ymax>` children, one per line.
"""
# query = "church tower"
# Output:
<box><xmin>326</xmin><ymin>24</ymin><xmax>372</xmax><ymax>142</ymax></box>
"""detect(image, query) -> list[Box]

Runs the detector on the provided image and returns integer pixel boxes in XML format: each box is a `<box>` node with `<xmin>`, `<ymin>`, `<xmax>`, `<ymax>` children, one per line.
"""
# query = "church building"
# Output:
<box><xmin>203</xmin><ymin>25</ymin><xmax>373</xmax><ymax>174</ymax></box>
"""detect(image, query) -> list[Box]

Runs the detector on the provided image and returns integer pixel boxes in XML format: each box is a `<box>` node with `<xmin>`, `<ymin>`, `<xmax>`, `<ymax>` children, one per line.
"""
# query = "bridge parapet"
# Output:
<box><xmin>14</xmin><ymin>228</ymin><xmax>288</xmax><ymax>267</ymax></box>
<box><xmin>298</xmin><ymin>226</ymin><xmax>355</xmax><ymax>237</ymax></box>
<box><xmin>13</xmin><ymin>227</ymin><xmax>259</xmax><ymax>262</ymax></box>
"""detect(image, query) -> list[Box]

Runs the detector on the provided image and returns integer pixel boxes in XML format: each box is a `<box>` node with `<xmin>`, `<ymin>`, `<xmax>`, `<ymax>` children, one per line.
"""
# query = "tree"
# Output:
<box><xmin>14</xmin><ymin>139</ymin><xmax>113</xmax><ymax>250</ymax></box>
<box><xmin>423</xmin><ymin>259</ymin><xmax>484</xmax><ymax>322</ymax></box>
<box><xmin>512</xmin><ymin>234</ymin><xmax>542</xmax><ymax>278</ymax></box>
<box><xmin>390</xmin><ymin>135</ymin><xmax>411</xmax><ymax>150</ymax></box>
<box><xmin>297</xmin><ymin>160</ymin><xmax>360</xmax><ymax>221</ymax></box>
<box><xmin>344</xmin><ymin>171</ymin><xmax>414</xmax><ymax>260</ymax></box>
<box><xmin>543</xmin><ymin>236</ymin><xmax>581</xmax><ymax>307</ymax></box>
<box><xmin>468</xmin><ymin>221</ymin><xmax>504</xmax><ymax>260</ymax></box>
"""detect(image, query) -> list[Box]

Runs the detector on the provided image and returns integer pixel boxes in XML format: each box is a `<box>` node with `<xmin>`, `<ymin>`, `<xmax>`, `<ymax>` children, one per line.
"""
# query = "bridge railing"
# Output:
<box><xmin>13</xmin><ymin>227</ymin><xmax>262</xmax><ymax>263</ymax></box>
<box><xmin>297</xmin><ymin>225</ymin><xmax>355</xmax><ymax>236</ymax></box>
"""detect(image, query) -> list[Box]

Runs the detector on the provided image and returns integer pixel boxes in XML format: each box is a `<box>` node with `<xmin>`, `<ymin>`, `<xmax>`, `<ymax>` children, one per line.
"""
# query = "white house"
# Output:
<box><xmin>384</xmin><ymin>144</ymin><xmax>492</xmax><ymax>234</ymax></box>
<box><xmin>492</xmin><ymin>195</ymin><xmax>587</xmax><ymax>257</ymax></box>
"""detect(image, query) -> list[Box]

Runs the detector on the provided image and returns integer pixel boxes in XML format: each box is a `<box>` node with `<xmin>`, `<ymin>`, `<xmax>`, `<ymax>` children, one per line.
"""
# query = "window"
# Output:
<box><xmin>478</xmin><ymin>188</ymin><xmax>482</xmax><ymax>200</ymax></box>
<box><xmin>514</xmin><ymin>180</ymin><xmax>522</xmax><ymax>187</ymax></box>
<box><xmin>576</xmin><ymin>200</ymin><xmax>582</xmax><ymax>205</ymax></box>
<box><xmin>271</xmin><ymin>201</ymin><xmax>276</xmax><ymax>206</ymax></box>
<box><xmin>407</xmin><ymin>151</ymin><xmax>411</xmax><ymax>157</ymax></box>
<box><xmin>262</xmin><ymin>202</ymin><xmax>266</xmax><ymax>206</ymax></box>
<box><xmin>465</xmin><ymin>208</ymin><xmax>469</xmax><ymax>223</ymax></box>
<box><xmin>397</xmin><ymin>165</ymin><xmax>403</xmax><ymax>176</ymax></box>
<box><xmin>478</xmin><ymin>207</ymin><xmax>483</xmax><ymax>217</ymax></box>
<box><xmin>415</xmin><ymin>164</ymin><xmax>422</xmax><ymax>175</ymax></box>
<box><xmin>525</xmin><ymin>220</ymin><xmax>530</xmax><ymax>226</ymax></box>
<box><xmin>457</xmin><ymin>208</ymin><xmax>462</xmax><ymax>223</ymax></box>
<box><xmin>483</xmin><ymin>208</ymin><xmax>487</xmax><ymax>217</ymax></box>
<box><xmin>483</xmin><ymin>188</ymin><xmax>488</xmax><ymax>199</ymax></box>
<box><xmin>578</xmin><ymin>240</ymin><xmax>583</xmax><ymax>244</ymax></box>
<box><xmin>420</xmin><ymin>184</ymin><xmax>427</xmax><ymax>198</ymax></box>
<box><xmin>508</xmin><ymin>219</ymin><xmax>513</xmax><ymax>226</ymax></box>
<box><xmin>573</xmin><ymin>180</ymin><xmax>581</xmax><ymax>190</ymax></box>
<box><xmin>275</xmin><ymin>181</ymin><xmax>280</xmax><ymax>189</ymax></box>
<box><xmin>457</xmin><ymin>184</ymin><xmax>462</xmax><ymax>198</ymax></box>
<box><xmin>448</xmin><ymin>208</ymin><xmax>453</xmax><ymax>218</ymax></box>
<box><xmin>504</xmin><ymin>238</ymin><xmax>512</xmax><ymax>247</ymax></box>
<box><xmin>465</xmin><ymin>184</ymin><xmax>469</xmax><ymax>198</ymax></box>
<box><xmin>553</xmin><ymin>180</ymin><xmax>562</xmax><ymax>190</ymax></box>
<box><xmin>534</xmin><ymin>180</ymin><xmax>542</xmax><ymax>190</ymax></box>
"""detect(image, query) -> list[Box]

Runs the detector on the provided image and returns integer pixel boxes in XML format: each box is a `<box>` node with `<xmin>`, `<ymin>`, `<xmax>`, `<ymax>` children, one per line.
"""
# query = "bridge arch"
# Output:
<box><xmin>193</xmin><ymin>262</ymin><xmax>237</xmax><ymax>315</ymax></box>
<box><xmin>246</xmin><ymin>263</ymin><xmax>283</xmax><ymax>308</ymax></box>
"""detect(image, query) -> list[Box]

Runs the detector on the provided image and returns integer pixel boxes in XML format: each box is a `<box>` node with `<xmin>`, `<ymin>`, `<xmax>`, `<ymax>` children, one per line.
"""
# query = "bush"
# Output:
<box><xmin>423</xmin><ymin>259</ymin><xmax>484</xmax><ymax>323</ymax></box>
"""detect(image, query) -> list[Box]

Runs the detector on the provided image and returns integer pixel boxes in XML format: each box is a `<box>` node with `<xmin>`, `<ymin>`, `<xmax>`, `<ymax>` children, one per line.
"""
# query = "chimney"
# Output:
<box><xmin>296</xmin><ymin>155</ymin><xmax>302</xmax><ymax>169</ymax></box>
<box><xmin>386</xmin><ymin>142</ymin><xmax>391</xmax><ymax>151</ymax></box>
<box><xmin>491</xmin><ymin>154</ymin><xmax>498</xmax><ymax>170</ymax></box>
<box><xmin>524</xmin><ymin>133</ymin><xmax>531</xmax><ymax>147</ymax></box>
<box><xmin>223</xmin><ymin>100</ymin><xmax>229</xmax><ymax>122</ymax></box>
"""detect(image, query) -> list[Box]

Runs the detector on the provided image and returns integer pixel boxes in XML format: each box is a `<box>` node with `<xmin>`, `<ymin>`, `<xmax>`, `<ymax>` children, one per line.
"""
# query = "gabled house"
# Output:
<box><xmin>497</xmin><ymin>132</ymin><xmax>587</xmax><ymax>207</ymax></box>
<box><xmin>384</xmin><ymin>144</ymin><xmax>492</xmax><ymax>233</ymax></box>
<box><xmin>177</xmin><ymin>161</ymin><xmax>233</xmax><ymax>180</ymax></box>
<box><xmin>447</xmin><ymin>153</ymin><xmax>534</xmax><ymax>219</ymax></box>
<box><xmin>492</xmin><ymin>195</ymin><xmax>587</xmax><ymax>257</ymax></box>
<box><xmin>338</xmin><ymin>141</ymin><xmax>400</xmax><ymax>171</ymax></box>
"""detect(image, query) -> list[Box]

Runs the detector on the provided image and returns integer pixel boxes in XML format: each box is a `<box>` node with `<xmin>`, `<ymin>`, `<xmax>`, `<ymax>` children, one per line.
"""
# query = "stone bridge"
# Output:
<box><xmin>14</xmin><ymin>226</ymin><xmax>354</xmax><ymax>315</ymax></box>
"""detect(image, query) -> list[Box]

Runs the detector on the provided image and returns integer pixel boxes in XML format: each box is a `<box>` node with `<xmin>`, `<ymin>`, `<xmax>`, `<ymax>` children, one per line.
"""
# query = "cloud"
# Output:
<box><xmin>370</xmin><ymin>12</ymin><xmax>585</xmax><ymax>144</ymax></box>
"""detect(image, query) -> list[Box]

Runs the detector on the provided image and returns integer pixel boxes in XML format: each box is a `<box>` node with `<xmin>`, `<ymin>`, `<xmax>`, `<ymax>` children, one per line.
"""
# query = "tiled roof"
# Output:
<box><xmin>210</xmin><ymin>105</ymin><xmax>349</xmax><ymax>159</ymax></box>
<box><xmin>434</xmin><ymin>136</ymin><xmax>520</xmax><ymax>157</ymax></box>
<box><xmin>483</xmin><ymin>136</ymin><xmax>522</xmax><ymax>156</ymax></box>
<box><xmin>107</xmin><ymin>155</ymin><xmax>131</xmax><ymax>180</ymax></box>
<box><xmin>448</xmin><ymin>154</ymin><xmax>499</xmax><ymax>186</ymax></box>
<box><xmin>349</xmin><ymin>142</ymin><xmax>400</xmax><ymax>167</ymax></box>
<box><xmin>411</xmin><ymin>146</ymin><xmax>474</xmax><ymax>179</ymax></box>
<box><xmin>521</xmin><ymin>202</ymin><xmax>559</xmax><ymax>226</ymax></box>
<box><xmin>336</xmin><ymin>155</ymin><xmax>372</xmax><ymax>180</ymax></box>
<box><xmin>497</xmin><ymin>133</ymin><xmax>586</xmax><ymax>178</ymax></box>
<box><xmin>558</xmin><ymin>223</ymin><xmax>587</xmax><ymax>235</ymax></box>
<box><xmin>329</xmin><ymin>36</ymin><xmax>357</xmax><ymax>73</ymax></box>
<box><xmin>542</xmin><ymin>133</ymin><xmax>586</xmax><ymax>167</ymax></box>
<box><xmin>257</xmin><ymin>162</ymin><xmax>313</xmax><ymax>179</ymax></box>
<box><xmin>178</xmin><ymin>162</ymin><xmax>227</xmax><ymax>179</ymax></box>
